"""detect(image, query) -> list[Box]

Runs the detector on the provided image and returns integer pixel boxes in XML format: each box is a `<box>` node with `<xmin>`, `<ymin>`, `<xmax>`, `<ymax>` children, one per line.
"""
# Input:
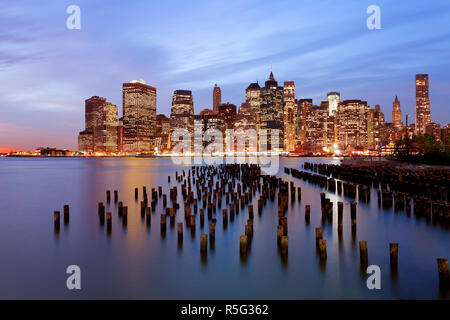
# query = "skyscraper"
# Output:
<box><xmin>260</xmin><ymin>71</ymin><xmax>284</xmax><ymax>151</ymax></box>
<box><xmin>327</xmin><ymin>92</ymin><xmax>340</xmax><ymax>116</ymax></box>
<box><xmin>213</xmin><ymin>84</ymin><xmax>222</xmax><ymax>114</ymax></box>
<box><xmin>415</xmin><ymin>74</ymin><xmax>430</xmax><ymax>135</ymax></box>
<box><xmin>154</xmin><ymin>114</ymin><xmax>171</xmax><ymax>151</ymax></box>
<box><xmin>336</xmin><ymin>100</ymin><xmax>370</xmax><ymax>149</ymax></box>
<box><xmin>245</xmin><ymin>82</ymin><xmax>261</xmax><ymax>133</ymax></box>
<box><xmin>305</xmin><ymin>105</ymin><xmax>334</xmax><ymax>152</ymax></box>
<box><xmin>122</xmin><ymin>80</ymin><xmax>157</xmax><ymax>153</ymax></box>
<box><xmin>78</xmin><ymin>96</ymin><xmax>118</xmax><ymax>153</ymax></box>
<box><xmin>78</xmin><ymin>96</ymin><xmax>108</xmax><ymax>153</ymax></box>
<box><xmin>296</xmin><ymin>99</ymin><xmax>313</xmax><ymax>147</ymax></box>
<box><xmin>392</xmin><ymin>96</ymin><xmax>402</xmax><ymax>128</ymax></box>
<box><xmin>170</xmin><ymin>90</ymin><xmax>194</xmax><ymax>149</ymax></box>
<box><xmin>94</xmin><ymin>102</ymin><xmax>118</xmax><ymax>153</ymax></box>
<box><xmin>283</xmin><ymin>81</ymin><xmax>297</xmax><ymax>152</ymax></box>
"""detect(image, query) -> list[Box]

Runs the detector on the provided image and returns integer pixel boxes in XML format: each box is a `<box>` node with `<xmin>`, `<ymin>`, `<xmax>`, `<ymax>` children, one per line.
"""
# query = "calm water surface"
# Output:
<box><xmin>0</xmin><ymin>157</ymin><xmax>448</xmax><ymax>299</ymax></box>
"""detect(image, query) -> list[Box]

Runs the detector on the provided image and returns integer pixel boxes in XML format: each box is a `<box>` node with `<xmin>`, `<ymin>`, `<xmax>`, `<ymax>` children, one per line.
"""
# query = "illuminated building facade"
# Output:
<box><xmin>122</xmin><ymin>80</ymin><xmax>157</xmax><ymax>153</ymax></box>
<box><xmin>213</xmin><ymin>84</ymin><xmax>222</xmax><ymax>114</ymax></box>
<box><xmin>94</xmin><ymin>102</ymin><xmax>118</xmax><ymax>153</ymax></box>
<box><xmin>245</xmin><ymin>82</ymin><xmax>261</xmax><ymax>133</ymax></box>
<box><xmin>336</xmin><ymin>100</ymin><xmax>370</xmax><ymax>149</ymax></box>
<box><xmin>118</xmin><ymin>117</ymin><xmax>123</xmax><ymax>153</ymax></box>
<box><xmin>78</xmin><ymin>131</ymin><xmax>94</xmax><ymax>153</ymax></box>
<box><xmin>78</xmin><ymin>96</ymin><xmax>118</xmax><ymax>153</ymax></box>
<box><xmin>170</xmin><ymin>90</ymin><xmax>194</xmax><ymax>149</ymax></box>
<box><xmin>283</xmin><ymin>81</ymin><xmax>297</xmax><ymax>152</ymax></box>
<box><xmin>305</xmin><ymin>105</ymin><xmax>335</xmax><ymax>152</ymax></box>
<box><xmin>260</xmin><ymin>72</ymin><xmax>284</xmax><ymax>151</ymax></box>
<box><xmin>154</xmin><ymin>114</ymin><xmax>171</xmax><ymax>151</ymax></box>
<box><xmin>235</xmin><ymin>102</ymin><xmax>255</xmax><ymax>131</ymax></box>
<box><xmin>426</xmin><ymin>122</ymin><xmax>441</xmax><ymax>140</ymax></box>
<box><xmin>369</xmin><ymin>105</ymin><xmax>385</xmax><ymax>148</ymax></box>
<box><xmin>218</xmin><ymin>103</ymin><xmax>237</xmax><ymax>131</ymax></box>
<box><xmin>415</xmin><ymin>74</ymin><xmax>431</xmax><ymax>135</ymax></box>
<box><xmin>194</xmin><ymin>114</ymin><xmax>225</xmax><ymax>149</ymax></box>
<box><xmin>296</xmin><ymin>99</ymin><xmax>312</xmax><ymax>147</ymax></box>
<box><xmin>327</xmin><ymin>92</ymin><xmax>340</xmax><ymax>116</ymax></box>
<box><xmin>392</xmin><ymin>96</ymin><xmax>402</xmax><ymax>128</ymax></box>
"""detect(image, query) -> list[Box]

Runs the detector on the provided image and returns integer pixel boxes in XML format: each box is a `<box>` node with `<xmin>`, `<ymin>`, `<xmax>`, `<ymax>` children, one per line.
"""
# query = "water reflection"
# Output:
<box><xmin>0</xmin><ymin>157</ymin><xmax>448</xmax><ymax>299</ymax></box>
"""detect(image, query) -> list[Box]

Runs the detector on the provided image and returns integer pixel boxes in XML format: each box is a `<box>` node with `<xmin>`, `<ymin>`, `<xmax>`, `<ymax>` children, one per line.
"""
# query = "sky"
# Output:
<box><xmin>1</xmin><ymin>0</ymin><xmax>450</xmax><ymax>151</ymax></box>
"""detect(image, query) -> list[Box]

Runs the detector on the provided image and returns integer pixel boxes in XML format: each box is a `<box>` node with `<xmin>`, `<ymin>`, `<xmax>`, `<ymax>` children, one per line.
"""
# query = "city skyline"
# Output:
<box><xmin>1</xmin><ymin>1</ymin><xmax>450</xmax><ymax>150</ymax></box>
<box><xmin>72</xmin><ymin>70</ymin><xmax>448</xmax><ymax>156</ymax></box>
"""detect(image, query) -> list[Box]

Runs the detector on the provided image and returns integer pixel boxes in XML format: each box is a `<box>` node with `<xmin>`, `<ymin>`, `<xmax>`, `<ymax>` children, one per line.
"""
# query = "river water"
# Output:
<box><xmin>0</xmin><ymin>157</ymin><xmax>448</xmax><ymax>299</ymax></box>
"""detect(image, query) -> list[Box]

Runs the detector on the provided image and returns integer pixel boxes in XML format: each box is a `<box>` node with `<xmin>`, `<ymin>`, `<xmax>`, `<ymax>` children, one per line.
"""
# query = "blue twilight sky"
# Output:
<box><xmin>1</xmin><ymin>0</ymin><xmax>450</xmax><ymax>150</ymax></box>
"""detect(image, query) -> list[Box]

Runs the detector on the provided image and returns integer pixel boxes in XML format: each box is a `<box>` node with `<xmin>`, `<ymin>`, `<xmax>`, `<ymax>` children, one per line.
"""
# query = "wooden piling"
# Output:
<box><xmin>280</xmin><ymin>236</ymin><xmax>288</xmax><ymax>256</ymax></box>
<box><xmin>54</xmin><ymin>211</ymin><xmax>60</xmax><ymax>230</ymax></box>
<box><xmin>240</xmin><ymin>235</ymin><xmax>248</xmax><ymax>255</ymax></box>
<box><xmin>122</xmin><ymin>206</ymin><xmax>128</xmax><ymax>226</ymax></box>
<box><xmin>437</xmin><ymin>258</ymin><xmax>449</xmax><ymax>286</ymax></box>
<box><xmin>200</xmin><ymin>234</ymin><xmax>208</xmax><ymax>254</ymax></box>
<box><xmin>390</xmin><ymin>243</ymin><xmax>398</xmax><ymax>269</ymax></box>
<box><xmin>315</xmin><ymin>228</ymin><xmax>323</xmax><ymax>247</ymax></box>
<box><xmin>177</xmin><ymin>222</ymin><xmax>183</xmax><ymax>242</ymax></box>
<box><xmin>106</xmin><ymin>212</ymin><xmax>112</xmax><ymax>232</ymax></box>
<box><xmin>63</xmin><ymin>205</ymin><xmax>69</xmax><ymax>224</ymax></box>
<box><xmin>305</xmin><ymin>205</ymin><xmax>310</xmax><ymax>223</ymax></box>
<box><xmin>359</xmin><ymin>241</ymin><xmax>368</xmax><ymax>266</ymax></box>
<box><xmin>319</xmin><ymin>239</ymin><xmax>327</xmax><ymax>261</ymax></box>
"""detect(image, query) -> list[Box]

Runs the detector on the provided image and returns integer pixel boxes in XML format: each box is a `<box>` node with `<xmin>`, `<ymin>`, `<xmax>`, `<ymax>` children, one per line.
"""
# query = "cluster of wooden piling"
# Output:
<box><xmin>53</xmin><ymin>204</ymin><xmax>70</xmax><ymax>233</ymax></box>
<box><xmin>301</xmin><ymin>162</ymin><xmax>450</xmax><ymax>226</ymax></box>
<box><xmin>287</xmin><ymin>162</ymin><xmax>449</xmax><ymax>287</ymax></box>
<box><xmin>52</xmin><ymin>160</ymin><xmax>449</xmax><ymax>289</ymax></box>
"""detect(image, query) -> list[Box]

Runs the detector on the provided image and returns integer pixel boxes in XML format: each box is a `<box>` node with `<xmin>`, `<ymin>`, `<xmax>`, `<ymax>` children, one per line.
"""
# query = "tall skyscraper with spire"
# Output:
<box><xmin>415</xmin><ymin>74</ymin><xmax>430</xmax><ymax>135</ymax></box>
<box><xmin>260</xmin><ymin>71</ymin><xmax>284</xmax><ymax>151</ymax></box>
<box><xmin>213</xmin><ymin>84</ymin><xmax>222</xmax><ymax>114</ymax></box>
<box><xmin>392</xmin><ymin>95</ymin><xmax>402</xmax><ymax>128</ymax></box>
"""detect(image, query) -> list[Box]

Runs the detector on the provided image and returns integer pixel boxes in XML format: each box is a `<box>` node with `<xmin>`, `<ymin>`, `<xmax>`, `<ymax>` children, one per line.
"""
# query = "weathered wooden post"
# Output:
<box><xmin>146</xmin><ymin>207</ymin><xmax>151</xmax><ymax>227</ymax></box>
<box><xmin>248</xmin><ymin>205</ymin><xmax>254</xmax><ymax>219</ymax></box>
<box><xmin>106</xmin><ymin>212</ymin><xmax>112</xmax><ymax>233</ymax></box>
<box><xmin>240</xmin><ymin>235</ymin><xmax>248</xmax><ymax>255</ymax></box>
<box><xmin>163</xmin><ymin>194</ymin><xmax>167</xmax><ymax>208</ymax></box>
<box><xmin>114</xmin><ymin>190</ymin><xmax>118</xmax><ymax>203</ymax></box>
<box><xmin>122</xmin><ymin>206</ymin><xmax>128</xmax><ymax>227</ymax></box>
<box><xmin>315</xmin><ymin>228</ymin><xmax>323</xmax><ymax>248</ymax></box>
<box><xmin>351</xmin><ymin>202</ymin><xmax>357</xmax><ymax>232</ymax></box>
<box><xmin>106</xmin><ymin>190</ymin><xmax>111</xmax><ymax>203</ymax></box>
<box><xmin>359</xmin><ymin>241</ymin><xmax>368</xmax><ymax>266</ymax></box>
<box><xmin>177</xmin><ymin>222</ymin><xmax>183</xmax><ymax>243</ymax></box>
<box><xmin>190</xmin><ymin>215</ymin><xmax>196</xmax><ymax>235</ymax></box>
<box><xmin>390</xmin><ymin>243</ymin><xmax>398</xmax><ymax>269</ymax></box>
<box><xmin>200</xmin><ymin>208</ymin><xmax>205</xmax><ymax>227</ymax></box>
<box><xmin>319</xmin><ymin>239</ymin><xmax>327</xmax><ymax>261</ymax></box>
<box><xmin>201</xmin><ymin>234</ymin><xmax>208</xmax><ymax>255</ymax></box>
<box><xmin>135</xmin><ymin>188</ymin><xmax>138</xmax><ymax>200</ymax></box>
<box><xmin>63</xmin><ymin>205</ymin><xmax>70</xmax><ymax>224</ymax></box>
<box><xmin>277</xmin><ymin>225</ymin><xmax>284</xmax><ymax>247</ymax></box>
<box><xmin>305</xmin><ymin>205</ymin><xmax>310</xmax><ymax>224</ymax></box>
<box><xmin>160</xmin><ymin>214</ymin><xmax>167</xmax><ymax>232</ymax></box>
<box><xmin>437</xmin><ymin>258</ymin><xmax>449</xmax><ymax>287</ymax></box>
<box><xmin>209</xmin><ymin>223</ymin><xmax>215</xmax><ymax>244</ymax></box>
<box><xmin>54</xmin><ymin>211</ymin><xmax>60</xmax><ymax>230</ymax></box>
<box><xmin>280</xmin><ymin>236</ymin><xmax>288</xmax><ymax>256</ymax></box>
